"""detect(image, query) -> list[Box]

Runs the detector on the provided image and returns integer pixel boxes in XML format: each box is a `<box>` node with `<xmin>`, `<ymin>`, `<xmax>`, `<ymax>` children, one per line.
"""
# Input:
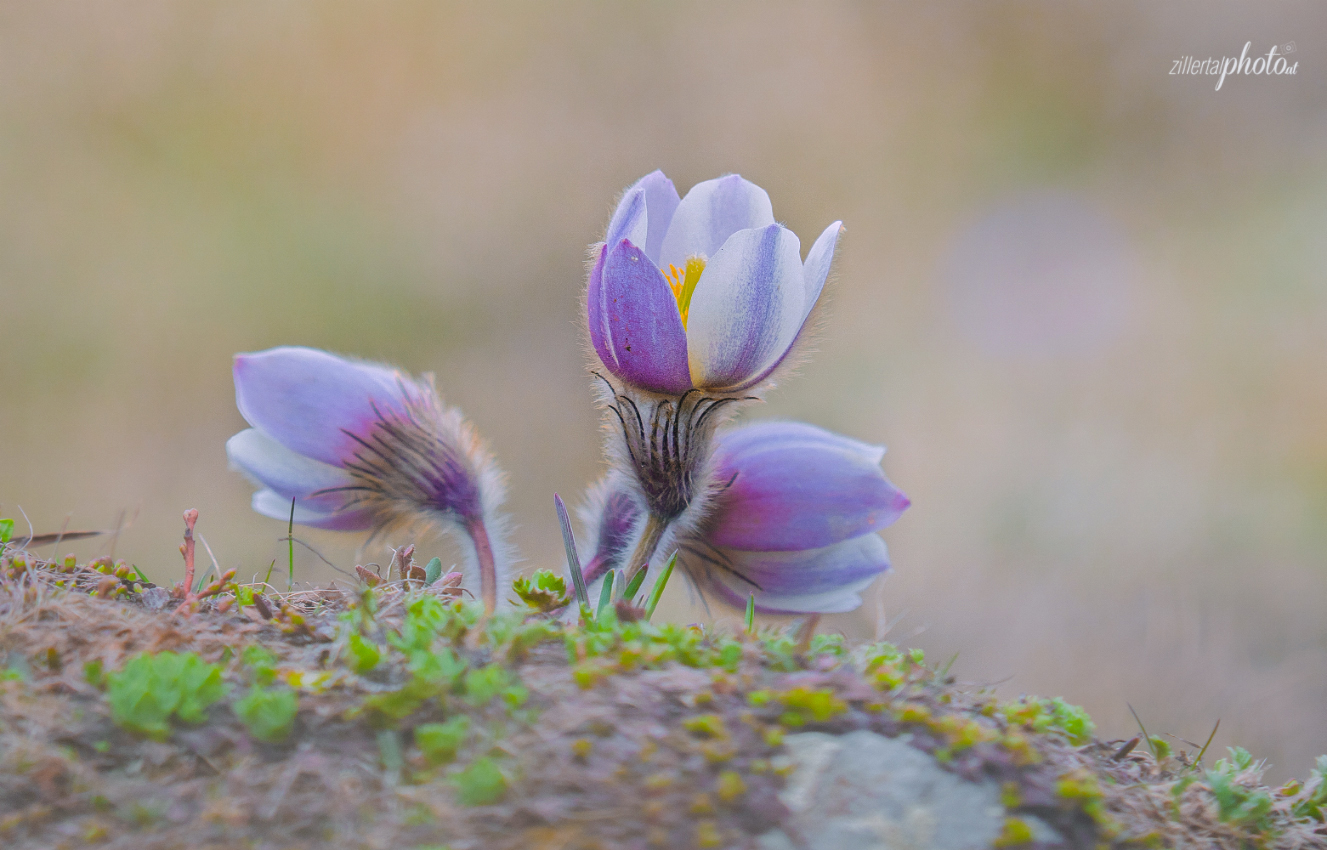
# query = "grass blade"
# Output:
<box><xmin>287</xmin><ymin>498</ymin><xmax>296</xmax><ymax>590</ymax></box>
<box><xmin>554</xmin><ymin>494</ymin><xmax>591</xmax><ymax>610</ymax></box>
<box><xmin>596</xmin><ymin>570</ymin><xmax>615</xmax><ymax>620</ymax></box>
<box><xmin>643</xmin><ymin>551</ymin><xmax>677</xmax><ymax>622</ymax></box>
<box><xmin>1195</xmin><ymin>719</ymin><xmax>1220</xmax><ymax>766</ymax></box>
<box><xmin>623</xmin><ymin>563</ymin><xmax>648</xmax><ymax>601</ymax></box>
<box><xmin>1127</xmin><ymin>703</ymin><xmax>1157</xmax><ymax>760</ymax></box>
<box><xmin>744</xmin><ymin>593</ymin><xmax>756</xmax><ymax>634</ymax></box>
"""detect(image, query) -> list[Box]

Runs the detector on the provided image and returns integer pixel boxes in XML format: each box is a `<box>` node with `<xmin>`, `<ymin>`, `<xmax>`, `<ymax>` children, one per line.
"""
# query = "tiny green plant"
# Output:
<box><xmin>415</xmin><ymin>715</ymin><xmax>471</xmax><ymax>764</ymax></box>
<box><xmin>1205</xmin><ymin>747</ymin><xmax>1273</xmax><ymax>830</ymax></box>
<box><xmin>510</xmin><ymin>569</ymin><xmax>571</xmax><ymax>613</ymax></box>
<box><xmin>106</xmin><ymin>651</ymin><xmax>226</xmax><ymax>740</ymax></box>
<box><xmin>1292</xmin><ymin>755</ymin><xmax>1327</xmax><ymax>821</ymax></box>
<box><xmin>0</xmin><ymin>517</ymin><xmax>13</xmax><ymax>545</ymax></box>
<box><xmin>233</xmin><ymin>685</ymin><xmax>299</xmax><ymax>742</ymax></box>
<box><xmin>346</xmin><ymin>633</ymin><xmax>382</xmax><ymax>673</ymax></box>
<box><xmin>450</xmin><ymin>756</ymin><xmax>507</xmax><ymax>805</ymax></box>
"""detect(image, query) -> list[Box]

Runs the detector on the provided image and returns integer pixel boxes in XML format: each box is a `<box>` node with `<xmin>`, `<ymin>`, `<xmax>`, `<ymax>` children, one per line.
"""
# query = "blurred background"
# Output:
<box><xmin>3</xmin><ymin>2</ymin><xmax>1325</xmax><ymax>780</ymax></box>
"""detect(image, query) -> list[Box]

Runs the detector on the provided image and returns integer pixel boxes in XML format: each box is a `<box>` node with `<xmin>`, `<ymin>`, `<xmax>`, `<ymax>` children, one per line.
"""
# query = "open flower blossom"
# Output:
<box><xmin>588</xmin><ymin>170</ymin><xmax>842</xmax><ymax>396</ymax></box>
<box><xmin>225</xmin><ymin>346</ymin><xmax>509</xmax><ymax>613</ymax></box>
<box><xmin>581</xmin><ymin>421</ymin><xmax>908</xmax><ymax>614</ymax></box>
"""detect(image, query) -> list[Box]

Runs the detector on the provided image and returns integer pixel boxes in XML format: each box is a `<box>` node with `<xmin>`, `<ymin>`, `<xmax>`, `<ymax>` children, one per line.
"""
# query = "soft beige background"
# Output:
<box><xmin>3</xmin><ymin>3</ymin><xmax>1325</xmax><ymax>780</ymax></box>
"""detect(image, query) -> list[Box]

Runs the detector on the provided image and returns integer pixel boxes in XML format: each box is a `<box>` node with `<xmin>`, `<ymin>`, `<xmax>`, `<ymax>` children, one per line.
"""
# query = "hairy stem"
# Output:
<box><xmin>465</xmin><ymin>516</ymin><xmax>498</xmax><ymax>615</ymax></box>
<box><xmin>622</xmin><ymin>512</ymin><xmax>668</xmax><ymax>589</ymax></box>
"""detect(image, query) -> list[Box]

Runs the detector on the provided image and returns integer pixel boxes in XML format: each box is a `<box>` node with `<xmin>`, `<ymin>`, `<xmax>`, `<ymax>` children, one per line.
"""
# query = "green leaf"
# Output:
<box><xmin>0</xmin><ymin>518</ymin><xmax>13</xmax><ymax>544</ymax></box>
<box><xmin>424</xmin><ymin>557</ymin><xmax>443</xmax><ymax>586</ymax></box>
<box><xmin>233</xmin><ymin>686</ymin><xmax>299</xmax><ymax>742</ymax></box>
<box><xmin>643</xmin><ymin>552</ymin><xmax>676</xmax><ymax>622</ymax></box>
<box><xmin>595</xmin><ymin>570</ymin><xmax>615</xmax><ymax>620</ymax></box>
<box><xmin>450</xmin><ymin>757</ymin><xmax>507</xmax><ymax>805</ymax></box>
<box><xmin>414</xmin><ymin>716</ymin><xmax>470</xmax><ymax>764</ymax></box>
<box><xmin>106</xmin><ymin>652</ymin><xmax>226</xmax><ymax>740</ymax></box>
<box><xmin>346</xmin><ymin>633</ymin><xmax>382</xmax><ymax>674</ymax></box>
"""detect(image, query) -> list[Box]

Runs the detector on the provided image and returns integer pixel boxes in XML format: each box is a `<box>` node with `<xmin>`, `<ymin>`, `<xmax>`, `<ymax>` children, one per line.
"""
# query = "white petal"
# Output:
<box><xmin>685</xmin><ymin>225</ymin><xmax>804</xmax><ymax>391</ymax></box>
<box><xmin>226</xmin><ymin>428</ymin><xmax>354</xmax><ymax>498</ymax></box>
<box><xmin>659</xmin><ymin>174</ymin><xmax>775</xmax><ymax>270</ymax></box>
<box><xmin>251</xmin><ymin>489</ymin><xmax>344</xmax><ymax>526</ymax></box>
<box><xmin>802</xmin><ymin>221</ymin><xmax>842</xmax><ymax>319</ymax></box>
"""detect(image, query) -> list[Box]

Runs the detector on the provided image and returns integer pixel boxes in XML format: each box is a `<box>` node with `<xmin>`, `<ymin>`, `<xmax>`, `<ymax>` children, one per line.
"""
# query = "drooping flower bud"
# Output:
<box><xmin>579</xmin><ymin>421</ymin><xmax>908</xmax><ymax>615</ymax></box>
<box><xmin>226</xmin><ymin>346</ymin><xmax>510</xmax><ymax>613</ymax></box>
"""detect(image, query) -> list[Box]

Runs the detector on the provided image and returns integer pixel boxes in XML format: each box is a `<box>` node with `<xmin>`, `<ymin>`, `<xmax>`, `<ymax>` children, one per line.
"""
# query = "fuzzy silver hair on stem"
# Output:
<box><xmin>227</xmin><ymin>346</ymin><xmax>512</xmax><ymax>615</ymax></box>
<box><xmin>326</xmin><ymin>380</ymin><xmax>509</xmax><ymax>613</ymax></box>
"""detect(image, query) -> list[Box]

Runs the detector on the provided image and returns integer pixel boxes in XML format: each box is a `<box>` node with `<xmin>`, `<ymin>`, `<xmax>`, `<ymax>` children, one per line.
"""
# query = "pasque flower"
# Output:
<box><xmin>580</xmin><ymin>421</ymin><xmax>908</xmax><ymax>614</ymax></box>
<box><xmin>588</xmin><ymin>170</ymin><xmax>842</xmax><ymax>396</ymax></box>
<box><xmin>225</xmin><ymin>346</ymin><xmax>509</xmax><ymax>613</ymax></box>
<box><xmin>587</xmin><ymin>172</ymin><xmax>844</xmax><ymax>583</ymax></box>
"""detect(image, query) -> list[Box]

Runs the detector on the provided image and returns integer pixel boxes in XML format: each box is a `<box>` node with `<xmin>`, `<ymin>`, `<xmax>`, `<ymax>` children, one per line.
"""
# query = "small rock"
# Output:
<box><xmin>759</xmin><ymin>730</ymin><xmax>1005</xmax><ymax>850</ymax></box>
<box><xmin>140</xmin><ymin>587</ymin><xmax>171</xmax><ymax>611</ymax></box>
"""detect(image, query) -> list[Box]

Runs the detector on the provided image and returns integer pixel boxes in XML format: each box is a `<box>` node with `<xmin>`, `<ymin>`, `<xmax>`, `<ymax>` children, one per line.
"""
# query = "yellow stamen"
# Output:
<box><xmin>663</xmin><ymin>257</ymin><xmax>706</xmax><ymax>329</ymax></box>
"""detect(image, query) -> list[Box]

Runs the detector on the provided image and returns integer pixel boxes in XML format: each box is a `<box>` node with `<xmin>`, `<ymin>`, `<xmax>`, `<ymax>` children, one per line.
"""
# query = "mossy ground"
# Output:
<box><xmin>2</xmin><ymin>541</ymin><xmax>1326</xmax><ymax>850</ymax></box>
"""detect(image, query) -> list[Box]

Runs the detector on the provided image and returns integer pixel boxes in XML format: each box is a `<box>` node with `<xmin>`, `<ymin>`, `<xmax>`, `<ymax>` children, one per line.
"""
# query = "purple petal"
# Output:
<box><xmin>592</xmin><ymin>239</ymin><xmax>692</xmax><ymax>394</ymax></box>
<box><xmin>707</xmin><ymin>421</ymin><xmax>910</xmax><ymax>551</ymax></box>
<box><xmin>252</xmin><ymin>488</ymin><xmax>376</xmax><ymax>531</ymax></box>
<box><xmin>722</xmin><ymin>533</ymin><xmax>890</xmax><ymax>598</ymax></box>
<box><xmin>605</xmin><ymin>171</ymin><xmax>680</xmax><ymax>265</ymax></box>
<box><xmin>659</xmin><ymin>174</ymin><xmax>775</xmax><ymax>270</ymax></box>
<box><xmin>685</xmin><ymin>225</ymin><xmax>804</xmax><ymax>391</ymax></box>
<box><xmin>234</xmin><ymin>347</ymin><xmax>413</xmax><ymax>467</ymax></box>
<box><xmin>696</xmin><ymin>537</ymin><xmax>886</xmax><ymax>614</ymax></box>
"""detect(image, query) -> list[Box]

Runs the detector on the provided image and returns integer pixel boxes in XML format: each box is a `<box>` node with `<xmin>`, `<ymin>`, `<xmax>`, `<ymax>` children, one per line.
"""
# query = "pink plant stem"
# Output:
<box><xmin>180</xmin><ymin>509</ymin><xmax>198</xmax><ymax>594</ymax></box>
<box><xmin>465</xmin><ymin>516</ymin><xmax>498</xmax><ymax>616</ymax></box>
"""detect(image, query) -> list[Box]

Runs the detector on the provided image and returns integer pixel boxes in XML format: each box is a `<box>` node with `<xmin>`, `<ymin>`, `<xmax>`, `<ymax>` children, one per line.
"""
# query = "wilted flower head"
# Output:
<box><xmin>226</xmin><ymin>346</ymin><xmax>509</xmax><ymax>612</ymax></box>
<box><xmin>588</xmin><ymin>170</ymin><xmax>842</xmax><ymax>396</ymax></box>
<box><xmin>584</xmin><ymin>421</ymin><xmax>908</xmax><ymax>615</ymax></box>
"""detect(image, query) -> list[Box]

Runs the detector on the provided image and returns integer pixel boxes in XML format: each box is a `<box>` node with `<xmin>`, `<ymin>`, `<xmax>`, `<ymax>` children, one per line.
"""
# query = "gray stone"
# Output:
<box><xmin>756</xmin><ymin>730</ymin><xmax>1007</xmax><ymax>850</ymax></box>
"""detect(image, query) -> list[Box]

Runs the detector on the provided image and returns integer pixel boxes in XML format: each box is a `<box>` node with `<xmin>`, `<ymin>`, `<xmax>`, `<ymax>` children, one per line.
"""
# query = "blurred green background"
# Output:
<box><xmin>3</xmin><ymin>2</ymin><xmax>1326</xmax><ymax>780</ymax></box>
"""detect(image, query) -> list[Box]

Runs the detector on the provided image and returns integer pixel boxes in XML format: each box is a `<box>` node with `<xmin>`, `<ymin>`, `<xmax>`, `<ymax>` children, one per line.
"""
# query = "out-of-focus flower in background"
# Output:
<box><xmin>226</xmin><ymin>346</ymin><xmax>510</xmax><ymax>612</ymax></box>
<box><xmin>580</xmin><ymin>421</ymin><xmax>908</xmax><ymax>614</ymax></box>
<box><xmin>588</xmin><ymin>170</ymin><xmax>842</xmax><ymax>395</ymax></box>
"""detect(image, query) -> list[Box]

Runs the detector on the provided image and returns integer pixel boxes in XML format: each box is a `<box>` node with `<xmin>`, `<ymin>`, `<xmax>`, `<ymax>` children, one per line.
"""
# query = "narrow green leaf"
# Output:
<box><xmin>745</xmin><ymin>593</ymin><xmax>756</xmax><ymax>634</ymax></box>
<box><xmin>643</xmin><ymin>551</ymin><xmax>677</xmax><ymax>622</ymax></box>
<box><xmin>595</xmin><ymin>570</ymin><xmax>615</xmax><ymax>620</ymax></box>
<box><xmin>554</xmin><ymin>494</ymin><xmax>591</xmax><ymax>611</ymax></box>
<box><xmin>287</xmin><ymin>498</ymin><xmax>296</xmax><ymax>590</ymax></box>
<box><xmin>623</xmin><ymin>563</ymin><xmax>648</xmax><ymax>601</ymax></box>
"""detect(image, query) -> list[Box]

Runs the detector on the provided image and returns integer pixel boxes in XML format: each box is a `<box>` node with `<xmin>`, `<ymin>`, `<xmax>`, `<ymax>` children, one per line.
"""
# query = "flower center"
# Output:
<box><xmin>663</xmin><ymin>257</ymin><xmax>705</xmax><ymax>329</ymax></box>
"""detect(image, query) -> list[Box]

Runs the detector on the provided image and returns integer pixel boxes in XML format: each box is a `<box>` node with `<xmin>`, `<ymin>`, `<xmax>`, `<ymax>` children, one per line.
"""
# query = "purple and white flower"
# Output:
<box><xmin>587</xmin><ymin>172</ymin><xmax>844</xmax><ymax>580</ymax></box>
<box><xmin>580</xmin><ymin>421</ymin><xmax>908</xmax><ymax>615</ymax></box>
<box><xmin>226</xmin><ymin>346</ymin><xmax>509</xmax><ymax>613</ymax></box>
<box><xmin>587</xmin><ymin>171</ymin><xmax>842</xmax><ymax>395</ymax></box>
